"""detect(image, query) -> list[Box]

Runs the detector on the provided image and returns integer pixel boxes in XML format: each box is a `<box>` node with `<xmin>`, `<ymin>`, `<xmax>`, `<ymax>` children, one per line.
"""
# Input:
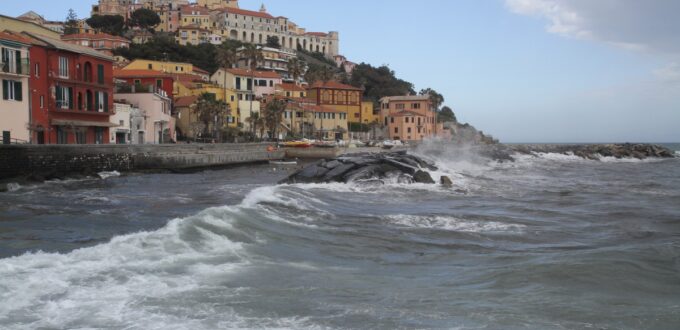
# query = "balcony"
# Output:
<box><xmin>0</xmin><ymin>58</ymin><xmax>30</xmax><ymax>76</ymax></box>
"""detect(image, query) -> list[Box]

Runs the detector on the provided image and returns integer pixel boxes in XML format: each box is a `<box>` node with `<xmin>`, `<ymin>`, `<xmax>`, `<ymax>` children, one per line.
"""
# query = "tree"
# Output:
<box><xmin>419</xmin><ymin>88</ymin><xmax>444</xmax><ymax>111</ymax></box>
<box><xmin>263</xmin><ymin>99</ymin><xmax>287</xmax><ymax>141</ymax></box>
<box><xmin>193</xmin><ymin>93</ymin><xmax>229</xmax><ymax>141</ymax></box>
<box><xmin>242</xmin><ymin>44</ymin><xmax>264</xmax><ymax>119</ymax></box>
<box><xmin>349</xmin><ymin>63</ymin><xmax>415</xmax><ymax>104</ymax></box>
<box><xmin>130</xmin><ymin>8</ymin><xmax>160</xmax><ymax>33</ymax></box>
<box><xmin>265</xmin><ymin>35</ymin><xmax>281</xmax><ymax>48</ymax></box>
<box><xmin>64</xmin><ymin>9</ymin><xmax>79</xmax><ymax>35</ymax></box>
<box><xmin>287</xmin><ymin>58</ymin><xmax>304</xmax><ymax>85</ymax></box>
<box><xmin>216</xmin><ymin>45</ymin><xmax>237</xmax><ymax>119</ymax></box>
<box><xmin>112</xmin><ymin>34</ymin><xmax>219</xmax><ymax>73</ymax></box>
<box><xmin>438</xmin><ymin>106</ymin><xmax>457</xmax><ymax>123</ymax></box>
<box><xmin>86</xmin><ymin>15</ymin><xmax>126</xmax><ymax>36</ymax></box>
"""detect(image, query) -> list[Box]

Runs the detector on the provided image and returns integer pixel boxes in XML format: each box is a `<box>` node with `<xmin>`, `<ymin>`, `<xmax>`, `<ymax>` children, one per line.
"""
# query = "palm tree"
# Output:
<box><xmin>245</xmin><ymin>111</ymin><xmax>260</xmax><ymax>138</ymax></box>
<box><xmin>263</xmin><ymin>98</ymin><xmax>287</xmax><ymax>141</ymax></box>
<box><xmin>216</xmin><ymin>45</ymin><xmax>237</xmax><ymax>123</ymax></box>
<box><xmin>193</xmin><ymin>93</ymin><xmax>228</xmax><ymax>142</ymax></box>
<box><xmin>242</xmin><ymin>44</ymin><xmax>264</xmax><ymax>120</ymax></box>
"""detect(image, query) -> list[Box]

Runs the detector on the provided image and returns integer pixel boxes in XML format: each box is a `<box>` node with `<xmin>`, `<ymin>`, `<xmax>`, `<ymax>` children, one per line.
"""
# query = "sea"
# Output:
<box><xmin>1</xmin><ymin>142</ymin><xmax>679</xmax><ymax>329</ymax></box>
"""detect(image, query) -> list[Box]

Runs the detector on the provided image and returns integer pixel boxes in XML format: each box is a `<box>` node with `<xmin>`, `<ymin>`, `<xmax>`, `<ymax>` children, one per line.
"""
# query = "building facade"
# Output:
<box><xmin>61</xmin><ymin>33</ymin><xmax>130</xmax><ymax>55</ymax></box>
<box><xmin>115</xmin><ymin>90</ymin><xmax>175</xmax><ymax>144</ymax></box>
<box><xmin>26</xmin><ymin>33</ymin><xmax>117</xmax><ymax>144</ymax></box>
<box><xmin>0</xmin><ymin>32</ymin><xmax>31</xmax><ymax>143</ymax></box>
<box><xmin>114</xmin><ymin>69</ymin><xmax>175</xmax><ymax>96</ymax></box>
<box><xmin>210</xmin><ymin>68</ymin><xmax>282</xmax><ymax>100</ymax></box>
<box><xmin>380</xmin><ymin>95</ymin><xmax>436</xmax><ymax>141</ymax></box>
<box><xmin>110</xmin><ymin>102</ymin><xmax>132</xmax><ymax>143</ymax></box>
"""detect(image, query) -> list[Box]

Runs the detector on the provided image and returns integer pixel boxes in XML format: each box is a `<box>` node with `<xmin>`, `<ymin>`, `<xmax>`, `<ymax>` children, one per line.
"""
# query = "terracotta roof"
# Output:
<box><xmin>276</xmin><ymin>83</ymin><xmax>305</xmax><ymax>92</ymax></box>
<box><xmin>192</xmin><ymin>67</ymin><xmax>209</xmax><ymax>74</ymax></box>
<box><xmin>0</xmin><ymin>30</ymin><xmax>33</xmax><ymax>44</ymax></box>
<box><xmin>226</xmin><ymin>68</ymin><xmax>281</xmax><ymax>79</ymax></box>
<box><xmin>306</xmin><ymin>32</ymin><xmax>328</xmax><ymax>37</ymax></box>
<box><xmin>380</xmin><ymin>95</ymin><xmax>431</xmax><ymax>102</ymax></box>
<box><xmin>392</xmin><ymin>110</ymin><xmax>424</xmax><ymax>117</ymax></box>
<box><xmin>113</xmin><ymin>69</ymin><xmax>172</xmax><ymax>78</ymax></box>
<box><xmin>174</xmin><ymin>95</ymin><xmax>198</xmax><ymax>107</ymax></box>
<box><xmin>21</xmin><ymin>32</ymin><xmax>113</xmax><ymax>61</ymax></box>
<box><xmin>61</xmin><ymin>33</ymin><xmax>129</xmax><ymax>43</ymax></box>
<box><xmin>224</xmin><ymin>7</ymin><xmax>275</xmax><ymax>19</ymax></box>
<box><xmin>309</xmin><ymin>80</ymin><xmax>362</xmax><ymax>91</ymax></box>
<box><xmin>181</xmin><ymin>5</ymin><xmax>210</xmax><ymax>15</ymax></box>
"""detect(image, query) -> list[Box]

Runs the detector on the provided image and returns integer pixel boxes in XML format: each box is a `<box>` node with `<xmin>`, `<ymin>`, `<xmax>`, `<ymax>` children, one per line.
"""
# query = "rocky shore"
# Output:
<box><xmin>476</xmin><ymin>143</ymin><xmax>676</xmax><ymax>162</ymax></box>
<box><xmin>280</xmin><ymin>151</ymin><xmax>440</xmax><ymax>184</ymax></box>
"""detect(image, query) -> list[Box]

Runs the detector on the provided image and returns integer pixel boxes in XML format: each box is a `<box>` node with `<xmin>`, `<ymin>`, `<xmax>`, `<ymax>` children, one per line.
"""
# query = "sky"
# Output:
<box><xmin>3</xmin><ymin>0</ymin><xmax>679</xmax><ymax>142</ymax></box>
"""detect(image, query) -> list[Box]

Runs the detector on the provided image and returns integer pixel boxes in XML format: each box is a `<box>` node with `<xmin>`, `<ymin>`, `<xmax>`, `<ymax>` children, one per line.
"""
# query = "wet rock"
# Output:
<box><xmin>440</xmin><ymin>176</ymin><xmax>453</xmax><ymax>187</ymax></box>
<box><xmin>343</xmin><ymin>165</ymin><xmax>381</xmax><ymax>182</ymax></box>
<box><xmin>323</xmin><ymin>163</ymin><xmax>357</xmax><ymax>182</ymax></box>
<box><xmin>323</xmin><ymin>160</ymin><xmax>342</xmax><ymax>169</ymax></box>
<box><xmin>413</xmin><ymin>170</ymin><xmax>435</xmax><ymax>184</ymax></box>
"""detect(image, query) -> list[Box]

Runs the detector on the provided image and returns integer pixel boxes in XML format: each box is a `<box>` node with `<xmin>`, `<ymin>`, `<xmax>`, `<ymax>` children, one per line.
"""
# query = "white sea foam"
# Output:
<box><xmin>97</xmin><ymin>171</ymin><xmax>121</xmax><ymax>179</ymax></box>
<box><xmin>384</xmin><ymin>214</ymin><xmax>526</xmax><ymax>234</ymax></box>
<box><xmin>5</xmin><ymin>182</ymin><xmax>21</xmax><ymax>192</ymax></box>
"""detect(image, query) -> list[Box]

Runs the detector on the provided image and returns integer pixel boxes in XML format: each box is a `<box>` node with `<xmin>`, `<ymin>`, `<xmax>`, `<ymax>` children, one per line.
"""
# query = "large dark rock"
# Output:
<box><xmin>279</xmin><ymin>152</ymin><xmax>440</xmax><ymax>185</ymax></box>
<box><xmin>440</xmin><ymin>176</ymin><xmax>453</xmax><ymax>187</ymax></box>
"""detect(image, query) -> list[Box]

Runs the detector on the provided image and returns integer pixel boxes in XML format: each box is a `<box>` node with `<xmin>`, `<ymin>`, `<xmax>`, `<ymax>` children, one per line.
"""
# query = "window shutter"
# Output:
<box><xmin>94</xmin><ymin>91</ymin><xmax>99</xmax><ymax>111</ymax></box>
<box><xmin>15</xmin><ymin>50</ymin><xmax>21</xmax><ymax>75</ymax></box>
<box><xmin>55</xmin><ymin>86</ymin><xmax>62</xmax><ymax>103</ymax></box>
<box><xmin>2</xmin><ymin>80</ymin><xmax>8</xmax><ymax>100</ymax></box>
<box><xmin>14</xmin><ymin>82</ymin><xmax>22</xmax><ymax>101</ymax></box>
<box><xmin>103</xmin><ymin>92</ymin><xmax>108</xmax><ymax>112</ymax></box>
<box><xmin>68</xmin><ymin>87</ymin><xmax>74</xmax><ymax>109</ymax></box>
<box><xmin>97</xmin><ymin>64</ymin><xmax>104</xmax><ymax>84</ymax></box>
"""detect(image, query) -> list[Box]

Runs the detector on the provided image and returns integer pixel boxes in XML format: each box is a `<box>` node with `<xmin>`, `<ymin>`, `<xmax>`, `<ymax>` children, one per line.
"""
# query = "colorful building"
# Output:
<box><xmin>274</xmin><ymin>82</ymin><xmax>306</xmax><ymax>99</ymax></box>
<box><xmin>61</xmin><ymin>33</ymin><xmax>130</xmax><ymax>55</ymax></box>
<box><xmin>210</xmin><ymin>68</ymin><xmax>282</xmax><ymax>100</ymax></box>
<box><xmin>0</xmin><ymin>14</ymin><xmax>60</xmax><ymax>39</ymax></box>
<box><xmin>380</xmin><ymin>95</ymin><xmax>436</xmax><ymax>141</ymax></box>
<box><xmin>122</xmin><ymin>59</ymin><xmax>208</xmax><ymax>80</ymax></box>
<box><xmin>113</xmin><ymin>69</ymin><xmax>174</xmax><ymax>96</ymax></box>
<box><xmin>114</xmin><ymin>89</ymin><xmax>175</xmax><ymax>144</ymax></box>
<box><xmin>0</xmin><ymin>31</ymin><xmax>32</xmax><ymax>144</ymax></box>
<box><xmin>179</xmin><ymin>5</ymin><xmax>212</xmax><ymax>29</ymax></box>
<box><xmin>306</xmin><ymin>80</ymin><xmax>361</xmax><ymax>137</ymax></box>
<box><xmin>177</xmin><ymin>24</ymin><xmax>211</xmax><ymax>46</ymax></box>
<box><xmin>25</xmin><ymin>32</ymin><xmax>117</xmax><ymax>144</ymax></box>
<box><xmin>234</xmin><ymin>46</ymin><xmax>301</xmax><ymax>81</ymax></box>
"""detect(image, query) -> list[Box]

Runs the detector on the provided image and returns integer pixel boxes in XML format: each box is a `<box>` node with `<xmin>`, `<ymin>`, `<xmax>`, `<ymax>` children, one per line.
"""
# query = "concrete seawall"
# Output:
<box><xmin>0</xmin><ymin>143</ymin><xmax>285</xmax><ymax>180</ymax></box>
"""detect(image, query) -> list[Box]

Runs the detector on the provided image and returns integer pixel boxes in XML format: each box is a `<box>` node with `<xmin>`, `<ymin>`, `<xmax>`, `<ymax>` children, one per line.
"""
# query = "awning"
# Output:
<box><xmin>51</xmin><ymin>119</ymin><xmax>119</xmax><ymax>127</ymax></box>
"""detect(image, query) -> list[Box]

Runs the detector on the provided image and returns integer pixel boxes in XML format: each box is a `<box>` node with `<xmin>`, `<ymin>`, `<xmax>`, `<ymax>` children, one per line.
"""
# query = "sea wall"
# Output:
<box><xmin>0</xmin><ymin>143</ymin><xmax>285</xmax><ymax>180</ymax></box>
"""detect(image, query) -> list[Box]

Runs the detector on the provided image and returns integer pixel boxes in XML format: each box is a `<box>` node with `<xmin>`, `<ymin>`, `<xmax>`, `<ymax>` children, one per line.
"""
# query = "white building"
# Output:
<box><xmin>115</xmin><ymin>88</ymin><xmax>175</xmax><ymax>144</ymax></box>
<box><xmin>110</xmin><ymin>103</ymin><xmax>133</xmax><ymax>144</ymax></box>
<box><xmin>0</xmin><ymin>32</ymin><xmax>31</xmax><ymax>144</ymax></box>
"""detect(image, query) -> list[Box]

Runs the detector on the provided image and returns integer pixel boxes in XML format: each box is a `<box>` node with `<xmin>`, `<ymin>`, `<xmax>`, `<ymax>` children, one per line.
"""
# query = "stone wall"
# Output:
<box><xmin>0</xmin><ymin>143</ymin><xmax>284</xmax><ymax>180</ymax></box>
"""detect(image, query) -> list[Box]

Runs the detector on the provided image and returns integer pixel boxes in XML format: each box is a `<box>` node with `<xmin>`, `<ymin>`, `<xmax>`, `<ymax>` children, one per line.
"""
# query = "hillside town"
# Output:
<box><xmin>0</xmin><ymin>0</ymin><xmax>490</xmax><ymax>146</ymax></box>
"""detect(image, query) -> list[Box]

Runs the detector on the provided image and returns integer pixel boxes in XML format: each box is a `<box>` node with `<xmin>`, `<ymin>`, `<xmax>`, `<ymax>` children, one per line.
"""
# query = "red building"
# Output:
<box><xmin>24</xmin><ymin>32</ymin><xmax>116</xmax><ymax>144</ymax></box>
<box><xmin>112</xmin><ymin>69</ymin><xmax>174</xmax><ymax>97</ymax></box>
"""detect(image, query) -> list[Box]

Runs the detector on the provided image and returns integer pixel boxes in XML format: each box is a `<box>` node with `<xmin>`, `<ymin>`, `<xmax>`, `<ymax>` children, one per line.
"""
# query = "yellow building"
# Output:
<box><xmin>174</xmin><ymin>77</ymin><xmax>240</xmax><ymax>127</ymax></box>
<box><xmin>177</xmin><ymin>25</ymin><xmax>210</xmax><ymax>46</ymax></box>
<box><xmin>276</xmin><ymin>99</ymin><xmax>348</xmax><ymax>140</ymax></box>
<box><xmin>274</xmin><ymin>83</ymin><xmax>307</xmax><ymax>99</ymax></box>
<box><xmin>347</xmin><ymin>101</ymin><xmax>376</xmax><ymax>124</ymax></box>
<box><xmin>180</xmin><ymin>5</ymin><xmax>211</xmax><ymax>29</ymax></box>
<box><xmin>0</xmin><ymin>14</ymin><xmax>60</xmax><ymax>38</ymax></box>
<box><xmin>123</xmin><ymin>60</ymin><xmax>209</xmax><ymax>80</ymax></box>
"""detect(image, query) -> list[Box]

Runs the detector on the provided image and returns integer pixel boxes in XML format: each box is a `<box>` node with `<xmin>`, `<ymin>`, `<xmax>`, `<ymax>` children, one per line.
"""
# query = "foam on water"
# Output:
<box><xmin>384</xmin><ymin>214</ymin><xmax>526</xmax><ymax>233</ymax></box>
<box><xmin>98</xmin><ymin>170</ymin><xmax>121</xmax><ymax>179</ymax></box>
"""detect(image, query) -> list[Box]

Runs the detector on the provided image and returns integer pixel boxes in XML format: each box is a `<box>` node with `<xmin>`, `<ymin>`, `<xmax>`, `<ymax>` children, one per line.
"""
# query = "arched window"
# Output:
<box><xmin>83</xmin><ymin>62</ymin><xmax>93</xmax><ymax>82</ymax></box>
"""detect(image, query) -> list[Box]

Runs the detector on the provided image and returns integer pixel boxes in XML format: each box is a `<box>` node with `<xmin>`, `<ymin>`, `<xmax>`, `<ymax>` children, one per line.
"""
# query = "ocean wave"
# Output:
<box><xmin>98</xmin><ymin>171</ymin><xmax>121</xmax><ymax>179</ymax></box>
<box><xmin>383</xmin><ymin>214</ymin><xmax>526</xmax><ymax>234</ymax></box>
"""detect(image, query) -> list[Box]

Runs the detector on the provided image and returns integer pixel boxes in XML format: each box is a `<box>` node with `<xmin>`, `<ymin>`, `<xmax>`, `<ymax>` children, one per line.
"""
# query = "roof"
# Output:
<box><xmin>113</xmin><ymin>69</ymin><xmax>172</xmax><ymax>79</ymax></box>
<box><xmin>193</xmin><ymin>67</ymin><xmax>209</xmax><ymax>75</ymax></box>
<box><xmin>178</xmin><ymin>24</ymin><xmax>210</xmax><ymax>32</ymax></box>
<box><xmin>309</xmin><ymin>80</ymin><xmax>363</xmax><ymax>91</ymax></box>
<box><xmin>22</xmin><ymin>32</ymin><xmax>113</xmax><ymax>61</ymax></box>
<box><xmin>306</xmin><ymin>32</ymin><xmax>328</xmax><ymax>37</ymax></box>
<box><xmin>276</xmin><ymin>83</ymin><xmax>305</xmax><ymax>92</ymax></box>
<box><xmin>226</xmin><ymin>68</ymin><xmax>281</xmax><ymax>79</ymax></box>
<box><xmin>0</xmin><ymin>30</ymin><xmax>33</xmax><ymax>45</ymax></box>
<box><xmin>392</xmin><ymin>110</ymin><xmax>424</xmax><ymax>117</ymax></box>
<box><xmin>380</xmin><ymin>95</ymin><xmax>431</xmax><ymax>102</ymax></box>
<box><xmin>181</xmin><ymin>5</ymin><xmax>211</xmax><ymax>15</ymax></box>
<box><xmin>224</xmin><ymin>7</ymin><xmax>275</xmax><ymax>19</ymax></box>
<box><xmin>174</xmin><ymin>95</ymin><xmax>198</xmax><ymax>107</ymax></box>
<box><xmin>61</xmin><ymin>33</ymin><xmax>129</xmax><ymax>43</ymax></box>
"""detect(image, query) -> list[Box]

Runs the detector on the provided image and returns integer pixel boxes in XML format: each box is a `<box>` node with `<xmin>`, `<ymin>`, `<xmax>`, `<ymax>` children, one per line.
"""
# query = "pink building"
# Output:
<box><xmin>380</xmin><ymin>95</ymin><xmax>436</xmax><ymax>141</ymax></box>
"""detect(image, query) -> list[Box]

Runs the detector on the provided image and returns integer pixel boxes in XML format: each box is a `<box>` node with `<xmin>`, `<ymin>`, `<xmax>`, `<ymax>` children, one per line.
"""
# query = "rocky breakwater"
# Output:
<box><xmin>280</xmin><ymin>151</ymin><xmax>440</xmax><ymax>184</ymax></box>
<box><xmin>509</xmin><ymin>143</ymin><xmax>676</xmax><ymax>160</ymax></box>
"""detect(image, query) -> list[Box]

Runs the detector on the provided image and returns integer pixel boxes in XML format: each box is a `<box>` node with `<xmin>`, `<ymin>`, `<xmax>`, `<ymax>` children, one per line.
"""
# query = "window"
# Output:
<box><xmin>296</xmin><ymin>111</ymin><xmax>302</xmax><ymax>118</ymax></box>
<box><xmin>59</xmin><ymin>56</ymin><xmax>69</xmax><ymax>78</ymax></box>
<box><xmin>75</xmin><ymin>130</ymin><xmax>86</xmax><ymax>144</ymax></box>
<box><xmin>35</xmin><ymin>63</ymin><xmax>40</xmax><ymax>77</ymax></box>
<box><xmin>390</xmin><ymin>117</ymin><xmax>394</xmax><ymax>123</ymax></box>
<box><xmin>55</xmin><ymin>86</ymin><xmax>72</xmax><ymax>109</ymax></box>
<box><xmin>396</xmin><ymin>103</ymin><xmax>405</xmax><ymax>110</ymax></box>
<box><xmin>412</xmin><ymin>103</ymin><xmax>421</xmax><ymax>109</ymax></box>
<box><xmin>1</xmin><ymin>80</ymin><xmax>22</xmax><ymax>101</ymax></box>
<box><xmin>95</xmin><ymin>127</ymin><xmax>104</xmax><ymax>144</ymax></box>
<box><xmin>394</xmin><ymin>127</ymin><xmax>398</xmax><ymax>133</ymax></box>
<box><xmin>1</xmin><ymin>48</ymin><xmax>18</xmax><ymax>74</ymax></box>
<box><xmin>269</xmin><ymin>80</ymin><xmax>273</xmax><ymax>87</ymax></box>
<box><xmin>57</xmin><ymin>127</ymin><xmax>68</xmax><ymax>144</ymax></box>
<box><xmin>407</xmin><ymin>127</ymin><xmax>411</xmax><ymax>133</ymax></box>
<box><xmin>97</xmin><ymin>64</ymin><xmax>104</xmax><ymax>84</ymax></box>
<box><xmin>95</xmin><ymin>91</ymin><xmax>108</xmax><ymax>112</ymax></box>
<box><xmin>156</xmin><ymin>79</ymin><xmax>163</xmax><ymax>89</ymax></box>
<box><xmin>230</xmin><ymin>95</ymin><xmax>234</xmax><ymax>102</ymax></box>
<box><xmin>40</xmin><ymin>95</ymin><xmax>44</xmax><ymax>108</ymax></box>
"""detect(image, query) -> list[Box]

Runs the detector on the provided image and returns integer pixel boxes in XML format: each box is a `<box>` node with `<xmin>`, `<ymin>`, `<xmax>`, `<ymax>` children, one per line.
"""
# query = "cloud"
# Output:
<box><xmin>505</xmin><ymin>0</ymin><xmax>680</xmax><ymax>56</ymax></box>
<box><xmin>654</xmin><ymin>62</ymin><xmax>680</xmax><ymax>84</ymax></box>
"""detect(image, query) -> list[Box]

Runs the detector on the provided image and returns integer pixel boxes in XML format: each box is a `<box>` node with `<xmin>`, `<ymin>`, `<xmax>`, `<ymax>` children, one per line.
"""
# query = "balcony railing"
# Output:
<box><xmin>0</xmin><ymin>58</ymin><xmax>30</xmax><ymax>76</ymax></box>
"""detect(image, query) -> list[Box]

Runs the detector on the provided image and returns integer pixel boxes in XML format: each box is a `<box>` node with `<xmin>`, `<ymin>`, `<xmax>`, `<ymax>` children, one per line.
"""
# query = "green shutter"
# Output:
<box><xmin>97</xmin><ymin>65</ymin><xmax>104</xmax><ymax>84</ymax></box>
<box><xmin>103</xmin><ymin>92</ymin><xmax>108</xmax><ymax>112</ymax></box>
<box><xmin>14</xmin><ymin>82</ymin><xmax>22</xmax><ymax>101</ymax></box>
<box><xmin>68</xmin><ymin>87</ymin><xmax>74</xmax><ymax>109</ymax></box>
<box><xmin>55</xmin><ymin>86</ymin><xmax>62</xmax><ymax>105</ymax></box>
<box><xmin>15</xmin><ymin>50</ymin><xmax>21</xmax><ymax>75</ymax></box>
<box><xmin>94</xmin><ymin>91</ymin><xmax>99</xmax><ymax>111</ymax></box>
<box><xmin>2</xmin><ymin>80</ymin><xmax>8</xmax><ymax>100</ymax></box>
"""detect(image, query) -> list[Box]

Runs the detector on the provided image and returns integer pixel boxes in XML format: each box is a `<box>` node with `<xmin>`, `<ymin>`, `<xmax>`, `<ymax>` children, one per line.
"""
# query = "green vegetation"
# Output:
<box><xmin>130</xmin><ymin>8</ymin><xmax>161</xmax><ymax>33</ymax></box>
<box><xmin>438</xmin><ymin>106</ymin><xmax>457</xmax><ymax>123</ymax></box>
<box><xmin>193</xmin><ymin>93</ymin><xmax>229</xmax><ymax>141</ymax></box>
<box><xmin>86</xmin><ymin>15</ymin><xmax>126</xmax><ymax>36</ymax></box>
<box><xmin>349</xmin><ymin>63</ymin><xmax>414</xmax><ymax>104</ymax></box>
<box><xmin>64</xmin><ymin>9</ymin><xmax>79</xmax><ymax>35</ymax></box>
<box><xmin>113</xmin><ymin>35</ymin><xmax>218</xmax><ymax>72</ymax></box>
<box><xmin>265</xmin><ymin>36</ymin><xmax>280</xmax><ymax>49</ymax></box>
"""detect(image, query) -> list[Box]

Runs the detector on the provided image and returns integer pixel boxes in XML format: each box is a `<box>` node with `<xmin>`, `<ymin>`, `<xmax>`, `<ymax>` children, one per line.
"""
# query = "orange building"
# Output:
<box><xmin>380</xmin><ymin>95</ymin><xmax>435</xmax><ymax>141</ymax></box>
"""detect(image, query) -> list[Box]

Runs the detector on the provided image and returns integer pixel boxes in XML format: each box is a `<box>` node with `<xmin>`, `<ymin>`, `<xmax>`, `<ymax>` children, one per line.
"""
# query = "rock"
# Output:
<box><xmin>440</xmin><ymin>176</ymin><xmax>453</xmax><ymax>187</ymax></box>
<box><xmin>413</xmin><ymin>170</ymin><xmax>435</xmax><ymax>184</ymax></box>
<box><xmin>343</xmin><ymin>165</ymin><xmax>381</xmax><ymax>182</ymax></box>
<box><xmin>323</xmin><ymin>163</ymin><xmax>357</xmax><ymax>182</ymax></box>
<box><xmin>285</xmin><ymin>165</ymin><xmax>329</xmax><ymax>183</ymax></box>
<box><xmin>382</xmin><ymin>159</ymin><xmax>418</xmax><ymax>175</ymax></box>
<box><xmin>323</xmin><ymin>160</ymin><xmax>342</xmax><ymax>169</ymax></box>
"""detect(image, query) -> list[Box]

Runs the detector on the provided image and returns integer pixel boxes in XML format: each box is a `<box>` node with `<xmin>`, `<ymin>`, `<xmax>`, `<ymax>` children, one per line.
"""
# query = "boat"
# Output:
<box><xmin>314</xmin><ymin>141</ymin><xmax>338</xmax><ymax>148</ymax></box>
<box><xmin>269</xmin><ymin>160</ymin><xmax>298</xmax><ymax>165</ymax></box>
